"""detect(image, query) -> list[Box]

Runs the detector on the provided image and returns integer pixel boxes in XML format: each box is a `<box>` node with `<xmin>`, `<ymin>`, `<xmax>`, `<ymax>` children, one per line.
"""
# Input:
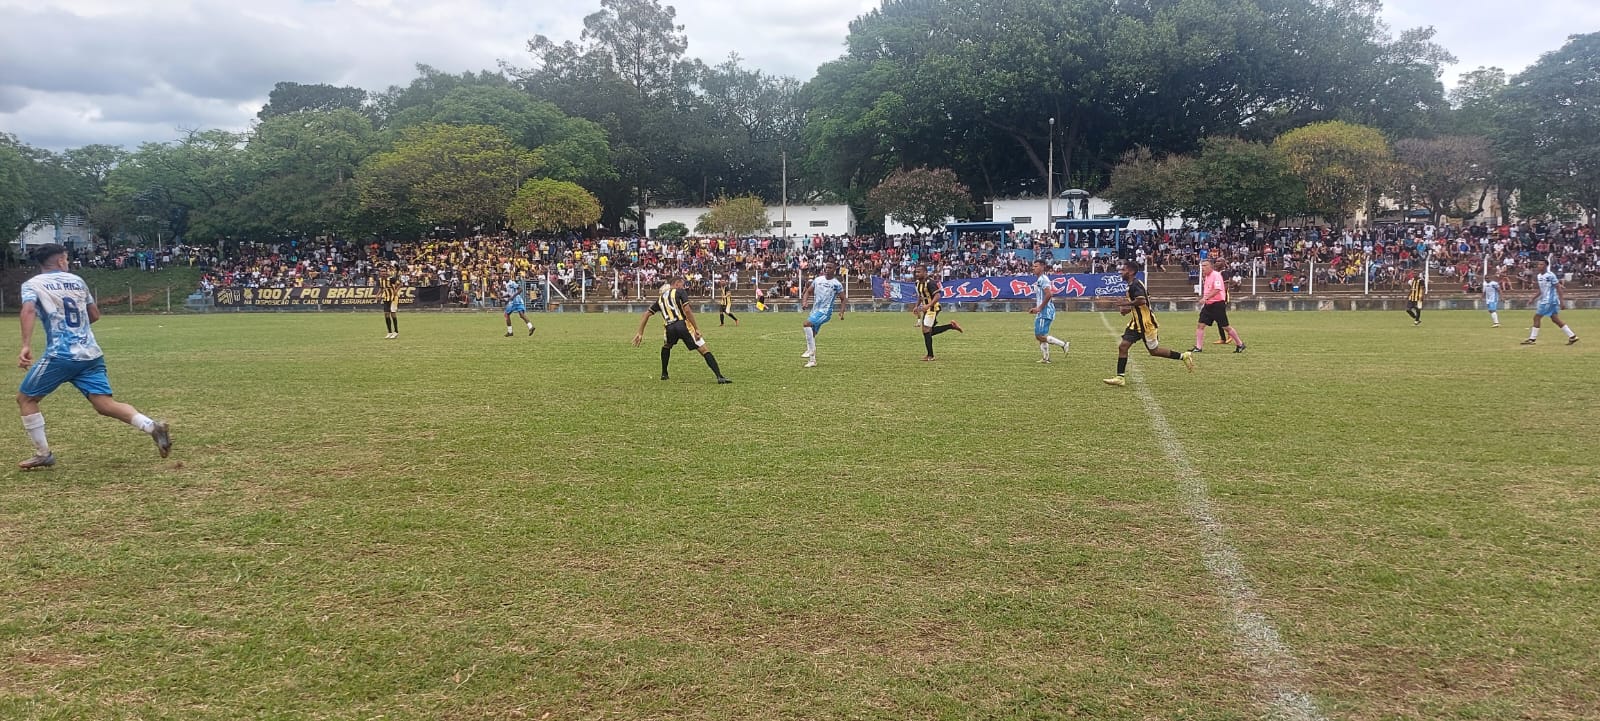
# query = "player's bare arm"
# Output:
<box><xmin>18</xmin><ymin>302</ymin><xmax>36</xmax><ymax>369</ymax></box>
<box><xmin>632</xmin><ymin>309</ymin><xmax>656</xmax><ymax>346</ymax></box>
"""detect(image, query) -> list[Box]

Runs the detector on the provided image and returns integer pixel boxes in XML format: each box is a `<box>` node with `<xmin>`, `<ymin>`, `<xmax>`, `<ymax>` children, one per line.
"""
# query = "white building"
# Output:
<box><xmin>876</xmin><ymin>196</ymin><xmax>1177</xmax><ymax>237</ymax></box>
<box><xmin>987</xmin><ymin>197</ymin><xmax>1179</xmax><ymax>232</ymax></box>
<box><xmin>13</xmin><ymin>214</ymin><xmax>96</xmax><ymax>251</ymax></box>
<box><xmin>643</xmin><ymin>204</ymin><xmax>855</xmax><ymax>240</ymax></box>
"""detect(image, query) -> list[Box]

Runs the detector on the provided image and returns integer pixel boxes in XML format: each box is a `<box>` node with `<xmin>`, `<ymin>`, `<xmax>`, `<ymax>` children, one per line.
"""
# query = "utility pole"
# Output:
<box><xmin>781</xmin><ymin>151</ymin><xmax>789</xmax><ymax>248</ymax></box>
<box><xmin>1046</xmin><ymin>118</ymin><xmax>1056</xmax><ymax>237</ymax></box>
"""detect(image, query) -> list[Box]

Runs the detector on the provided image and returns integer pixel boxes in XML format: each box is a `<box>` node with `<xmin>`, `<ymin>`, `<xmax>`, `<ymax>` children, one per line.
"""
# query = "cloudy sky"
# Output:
<box><xmin>1</xmin><ymin>0</ymin><xmax>1595</xmax><ymax>151</ymax></box>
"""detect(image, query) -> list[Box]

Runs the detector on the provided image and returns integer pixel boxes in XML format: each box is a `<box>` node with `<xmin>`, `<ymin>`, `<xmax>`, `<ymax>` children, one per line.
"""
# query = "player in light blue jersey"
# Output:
<box><xmin>1522</xmin><ymin>260</ymin><xmax>1578</xmax><ymax>345</ymax></box>
<box><xmin>1483</xmin><ymin>271</ymin><xmax>1502</xmax><ymax>327</ymax></box>
<box><xmin>800</xmin><ymin>264</ymin><xmax>845</xmax><ymax>367</ymax></box>
<box><xmin>502</xmin><ymin>276</ymin><xmax>536</xmax><ymax>337</ymax></box>
<box><xmin>15</xmin><ymin>243</ymin><xmax>171</xmax><ymax>469</ymax></box>
<box><xmin>1028</xmin><ymin>258</ymin><xmax>1070</xmax><ymax>363</ymax></box>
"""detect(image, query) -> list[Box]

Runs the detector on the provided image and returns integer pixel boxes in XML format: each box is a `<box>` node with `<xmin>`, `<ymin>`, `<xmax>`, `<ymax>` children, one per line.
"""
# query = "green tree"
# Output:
<box><xmin>258</xmin><ymin>82</ymin><xmax>369</xmax><ymax>120</ymax></box>
<box><xmin>1494</xmin><ymin>33</ymin><xmax>1600</xmax><ymax>221</ymax></box>
<box><xmin>387</xmin><ymin>83</ymin><xmax>613</xmax><ymax>189</ymax></box>
<box><xmin>867</xmin><ymin>167</ymin><xmax>973</xmax><ymax>236</ymax></box>
<box><xmin>357</xmin><ymin>124</ymin><xmax>538</xmax><ymax>230</ymax></box>
<box><xmin>1187</xmin><ymin>137</ymin><xmax>1305</xmax><ymax>226</ymax></box>
<box><xmin>695</xmin><ymin>195</ymin><xmax>768</xmax><ymax>237</ymax></box>
<box><xmin>106</xmin><ymin>130</ymin><xmax>255</xmax><ymax>242</ymax></box>
<box><xmin>238</xmin><ymin>109</ymin><xmax>379</xmax><ymax>238</ymax></box>
<box><xmin>1103</xmin><ymin>148</ymin><xmax>1193</xmax><ymax>233</ymax></box>
<box><xmin>506</xmin><ymin>178</ymin><xmax>602</xmax><ymax>233</ymax></box>
<box><xmin>802</xmin><ymin>0</ymin><xmax>1451</xmax><ymax>204</ymax></box>
<box><xmin>0</xmin><ymin>135</ymin><xmax>81</xmax><ymax>247</ymax></box>
<box><xmin>654</xmin><ymin>220</ymin><xmax>688</xmax><ymax>240</ymax></box>
<box><xmin>1273</xmin><ymin>121</ymin><xmax>1392</xmax><ymax>227</ymax></box>
<box><xmin>1448</xmin><ymin>67</ymin><xmax>1506</xmax><ymax>136</ymax></box>
<box><xmin>514</xmin><ymin>1</ymin><xmax>804</xmax><ymax>226</ymax></box>
<box><xmin>1393</xmin><ymin>135</ymin><xmax>1491</xmax><ymax>222</ymax></box>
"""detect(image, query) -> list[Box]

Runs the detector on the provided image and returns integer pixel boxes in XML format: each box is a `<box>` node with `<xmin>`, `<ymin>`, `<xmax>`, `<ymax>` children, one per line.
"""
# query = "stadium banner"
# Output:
<box><xmin>870</xmin><ymin>273</ymin><xmax>1141</xmax><ymax>303</ymax></box>
<box><xmin>212</xmin><ymin>285</ymin><xmax>418</xmax><ymax>307</ymax></box>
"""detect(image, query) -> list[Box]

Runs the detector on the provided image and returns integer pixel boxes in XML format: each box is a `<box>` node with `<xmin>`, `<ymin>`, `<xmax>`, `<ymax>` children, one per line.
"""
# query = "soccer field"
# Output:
<box><xmin>3</xmin><ymin>308</ymin><xmax>1597</xmax><ymax>720</ymax></box>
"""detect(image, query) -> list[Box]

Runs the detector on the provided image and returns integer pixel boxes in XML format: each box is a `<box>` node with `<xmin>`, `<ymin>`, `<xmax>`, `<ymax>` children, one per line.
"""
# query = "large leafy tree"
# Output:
<box><xmin>1393</xmin><ymin>136</ymin><xmax>1491</xmax><ymax>222</ymax></box>
<box><xmin>357</xmin><ymin>124</ymin><xmax>538</xmax><ymax>231</ymax></box>
<box><xmin>238</xmin><ymin>109</ymin><xmax>379</xmax><ymax>238</ymax></box>
<box><xmin>0</xmin><ymin>134</ymin><xmax>82</xmax><ymax>247</ymax></box>
<box><xmin>1273</xmin><ymin>121</ymin><xmax>1392</xmax><ymax>227</ymax></box>
<box><xmin>1448</xmin><ymin>67</ymin><xmax>1507</xmax><ymax>137</ymax></box>
<box><xmin>1494</xmin><ymin>33</ymin><xmax>1600</xmax><ymax>221</ymax></box>
<box><xmin>867</xmin><ymin>167</ymin><xmax>973</xmax><ymax>236</ymax></box>
<box><xmin>506</xmin><ymin>178</ymin><xmax>602</xmax><ymax>233</ymax></box>
<box><xmin>513</xmin><ymin>0</ymin><xmax>805</xmax><ymax>225</ymax></box>
<box><xmin>1103</xmin><ymin>148</ymin><xmax>1192</xmax><ymax>233</ymax></box>
<box><xmin>387</xmin><ymin>83</ymin><xmax>613</xmax><ymax>190</ymax></box>
<box><xmin>62</xmin><ymin>144</ymin><xmax>131</xmax><ymax>243</ymax></box>
<box><xmin>802</xmin><ymin>0</ymin><xmax>1452</xmax><ymax>204</ymax></box>
<box><xmin>695</xmin><ymin>194</ymin><xmax>769</xmax><ymax>237</ymax></box>
<box><xmin>258</xmin><ymin>82</ymin><xmax>369</xmax><ymax>120</ymax></box>
<box><xmin>1187</xmin><ymin>137</ymin><xmax>1305</xmax><ymax>226</ymax></box>
<box><xmin>100</xmin><ymin>130</ymin><xmax>254</xmax><ymax>243</ymax></box>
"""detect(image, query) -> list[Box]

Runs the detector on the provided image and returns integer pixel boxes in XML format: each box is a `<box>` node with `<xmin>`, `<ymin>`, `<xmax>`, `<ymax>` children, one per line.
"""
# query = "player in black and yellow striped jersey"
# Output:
<box><xmin>719</xmin><ymin>287</ymin><xmax>739</xmax><ymax>327</ymax></box>
<box><xmin>1405</xmin><ymin>272</ymin><xmax>1424</xmax><ymax>326</ymax></box>
<box><xmin>379</xmin><ymin>269</ymin><xmax>402</xmax><ymax>339</ymax></box>
<box><xmin>1104</xmin><ymin>261</ymin><xmax>1195</xmax><ymax>386</ymax></box>
<box><xmin>632</xmin><ymin>277</ymin><xmax>732</xmax><ymax>384</ymax></box>
<box><xmin>911</xmin><ymin>266</ymin><xmax>963</xmax><ymax>360</ymax></box>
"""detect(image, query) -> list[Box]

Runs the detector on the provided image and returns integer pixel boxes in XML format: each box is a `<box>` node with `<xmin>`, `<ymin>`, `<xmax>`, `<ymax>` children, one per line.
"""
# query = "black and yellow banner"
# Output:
<box><xmin>213</xmin><ymin>285</ymin><xmax>418</xmax><ymax>307</ymax></box>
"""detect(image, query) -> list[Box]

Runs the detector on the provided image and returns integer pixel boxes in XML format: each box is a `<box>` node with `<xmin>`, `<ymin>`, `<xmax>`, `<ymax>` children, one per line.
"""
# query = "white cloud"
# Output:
<box><xmin>1381</xmin><ymin>0</ymin><xmax>1600</xmax><ymax>86</ymax></box>
<box><xmin>0</xmin><ymin>0</ymin><xmax>877</xmax><ymax>149</ymax></box>
<box><xmin>0</xmin><ymin>0</ymin><xmax>1593</xmax><ymax>150</ymax></box>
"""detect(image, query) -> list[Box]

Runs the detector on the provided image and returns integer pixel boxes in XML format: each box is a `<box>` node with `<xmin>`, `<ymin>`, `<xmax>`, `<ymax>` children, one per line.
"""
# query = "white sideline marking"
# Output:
<box><xmin>1099</xmin><ymin>313</ymin><xmax>1327</xmax><ymax>721</ymax></box>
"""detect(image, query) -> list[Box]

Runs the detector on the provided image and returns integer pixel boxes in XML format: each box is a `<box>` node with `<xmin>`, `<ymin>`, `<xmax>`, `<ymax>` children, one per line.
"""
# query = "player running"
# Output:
<box><xmin>718</xmin><ymin>287</ymin><xmax>740</xmax><ymax>327</ymax></box>
<box><xmin>503</xmin><ymin>276</ymin><xmax>537</xmax><ymax>337</ymax></box>
<box><xmin>1484</xmin><ymin>271</ymin><xmax>1503</xmax><ymax>327</ymax></box>
<box><xmin>1104</xmin><ymin>260</ymin><xmax>1195</xmax><ymax>387</ymax></box>
<box><xmin>632</xmin><ymin>277</ymin><xmax>731</xmax><ymax>383</ymax></box>
<box><xmin>912</xmin><ymin>267</ymin><xmax>962</xmax><ymax>361</ymax></box>
<box><xmin>1192</xmin><ymin>259</ymin><xmax>1244</xmax><ymax>353</ymax></box>
<box><xmin>1521</xmin><ymin>260</ymin><xmax>1579</xmax><ymax>345</ymax></box>
<box><xmin>15</xmin><ymin>243</ymin><xmax>172</xmax><ymax>469</ymax></box>
<box><xmin>800</xmin><ymin>264</ymin><xmax>844</xmax><ymax>368</ymax></box>
<box><xmin>1028</xmin><ymin>258</ymin><xmax>1069</xmax><ymax>363</ymax></box>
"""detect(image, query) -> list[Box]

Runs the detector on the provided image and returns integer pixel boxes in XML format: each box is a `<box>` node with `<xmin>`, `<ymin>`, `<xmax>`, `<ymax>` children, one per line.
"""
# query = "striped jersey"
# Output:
<box><xmin>653</xmin><ymin>287</ymin><xmax>688</xmax><ymax>324</ymax></box>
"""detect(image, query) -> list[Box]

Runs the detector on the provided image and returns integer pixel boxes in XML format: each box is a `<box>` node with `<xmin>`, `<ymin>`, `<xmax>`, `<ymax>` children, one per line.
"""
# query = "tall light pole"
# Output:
<box><xmin>781</xmin><ymin>150</ymin><xmax>789</xmax><ymax>246</ymax></box>
<box><xmin>1046</xmin><ymin>117</ymin><xmax>1055</xmax><ymax>236</ymax></box>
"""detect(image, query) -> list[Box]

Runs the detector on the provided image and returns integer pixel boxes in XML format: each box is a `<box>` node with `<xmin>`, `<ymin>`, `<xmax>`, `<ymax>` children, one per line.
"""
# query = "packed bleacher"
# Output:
<box><xmin>69</xmin><ymin>219</ymin><xmax>1600</xmax><ymax>303</ymax></box>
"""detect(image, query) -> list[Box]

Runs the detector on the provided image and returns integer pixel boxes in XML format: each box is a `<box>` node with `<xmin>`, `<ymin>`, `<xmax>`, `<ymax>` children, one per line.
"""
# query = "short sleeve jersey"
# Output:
<box><xmin>811</xmin><ymin>276</ymin><xmax>843</xmax><ymax>314</ymax></box>
<box><xmin>1538</xmin><ymin>271</ymin><xmax>1560</xmax><ymax>305</ymax></box>
<box><xmin>21</xmin><ymin>271</ymin><xmax>102</xmax><ymax>361</ymax></box>
<box><xmin>917</xmin><ymin>278</ymin><xmax>942</xmax><ymax>313</ymax></box>
<box><xmin>651</xmin><ymin>288</ymin><xmax>688</xmax><ymax>324</ymax></box>
<box><xmin>1483</xmin><ymin>280</ymin><xmax>1500</xmax><ymax>304</ymax></box>
<box><xmin>1125</xmin><ymin>279</ymin><xmax>1157</xmax><ymax>334</ymax></box>
<box><xmin>1033</xmin><ymin>274</ymin><xmax>1056</xmax><ymax>320</ymax></box>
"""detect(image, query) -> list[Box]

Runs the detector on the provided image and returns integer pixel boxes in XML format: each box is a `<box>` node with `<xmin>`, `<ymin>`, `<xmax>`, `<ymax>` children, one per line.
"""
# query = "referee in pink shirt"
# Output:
<box><xmin>1193</xmin><ymin>259</ymin><xmax>1246</xmax><ymax>353</ymax></box>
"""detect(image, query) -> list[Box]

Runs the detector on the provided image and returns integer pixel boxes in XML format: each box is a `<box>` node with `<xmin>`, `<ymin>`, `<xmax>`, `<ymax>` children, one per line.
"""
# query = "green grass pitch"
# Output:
<box><xmin>2</xmin><ymin>309</ymin><xmax>1597</xmax><ymax>720</ymax></box>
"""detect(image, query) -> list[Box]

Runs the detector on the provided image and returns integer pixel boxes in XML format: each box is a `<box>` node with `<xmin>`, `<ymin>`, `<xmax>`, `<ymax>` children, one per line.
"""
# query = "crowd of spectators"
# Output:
<box><xmin>72</xmin><ymin>218</ymin><xmax>1599</xmax><ymax>303</ymax></box>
